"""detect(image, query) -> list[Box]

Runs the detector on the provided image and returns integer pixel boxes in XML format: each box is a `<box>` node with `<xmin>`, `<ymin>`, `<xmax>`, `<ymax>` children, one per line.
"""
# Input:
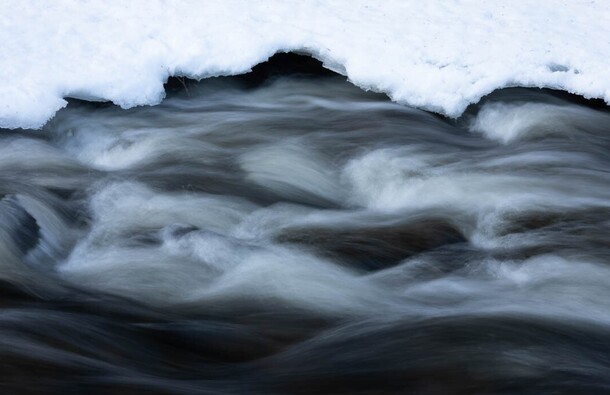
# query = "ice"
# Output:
<box><xmin>1</xmin><ymin>0</ymin><xmax>609</xmax><ymax>129</ymax></box>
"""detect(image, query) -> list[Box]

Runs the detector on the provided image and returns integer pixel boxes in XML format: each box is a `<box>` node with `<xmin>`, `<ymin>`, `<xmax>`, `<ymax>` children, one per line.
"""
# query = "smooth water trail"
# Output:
<box><xmin>1</xmin><ymin>70</ymin><xmax>610</xmax><ymax>393</ymax></box>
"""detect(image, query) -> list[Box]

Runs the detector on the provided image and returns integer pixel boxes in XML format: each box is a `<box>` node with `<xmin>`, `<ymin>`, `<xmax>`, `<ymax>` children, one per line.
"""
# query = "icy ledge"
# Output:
<box><xmin>2</xmin><ymin>1</ymin><xmax>610</xmax><ymax>129</ymax></box>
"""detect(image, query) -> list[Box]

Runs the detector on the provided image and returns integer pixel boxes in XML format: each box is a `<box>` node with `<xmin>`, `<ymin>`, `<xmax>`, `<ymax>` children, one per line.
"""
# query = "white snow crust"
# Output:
<box><xmin>1</xmin><ymin>0</ymin><xmax>609</xmax><ymax>129</ymax></box>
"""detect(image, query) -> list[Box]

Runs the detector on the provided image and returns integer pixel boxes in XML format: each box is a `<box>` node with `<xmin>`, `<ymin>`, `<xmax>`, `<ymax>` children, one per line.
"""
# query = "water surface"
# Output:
<box><xmin>1</xmin><ymin>66</ymin><xmax>610</xmax><ymax>394</ymax></box>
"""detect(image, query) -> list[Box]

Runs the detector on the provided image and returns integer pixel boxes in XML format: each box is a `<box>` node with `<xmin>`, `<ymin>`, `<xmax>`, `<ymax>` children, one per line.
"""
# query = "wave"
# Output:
<box><xmin>0</xmin><ymin>73</ymin><xmax>609</xmax><ymax>392</ymax></box>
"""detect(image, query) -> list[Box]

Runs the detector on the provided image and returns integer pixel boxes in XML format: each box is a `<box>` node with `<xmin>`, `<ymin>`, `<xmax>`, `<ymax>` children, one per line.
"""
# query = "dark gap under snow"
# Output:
<box><xmin>1</xmin><ymin>53</ymin><xmax>610</xmax><ymax>394</ymax></box>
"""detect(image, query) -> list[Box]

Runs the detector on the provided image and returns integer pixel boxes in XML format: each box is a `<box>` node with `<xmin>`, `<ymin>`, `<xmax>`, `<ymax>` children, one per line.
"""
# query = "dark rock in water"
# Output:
<box><xmin>497</xmin><ymin>208</ymin><xmax>610</xmax><ymax>236</ymax></box>
<box><xmin>0</xmin><ymin>195</ymin><xmax>40</xmax><ymax>255</ymax></box>
<box><xmin>275</xmin><ymin>219</ymin><xmax>466</xmax><ymax>270</ymax></box>
<box><xmin>491</xmin><ymin>208</ymin><xmax>610</xmax><ymax>261</ymax></box>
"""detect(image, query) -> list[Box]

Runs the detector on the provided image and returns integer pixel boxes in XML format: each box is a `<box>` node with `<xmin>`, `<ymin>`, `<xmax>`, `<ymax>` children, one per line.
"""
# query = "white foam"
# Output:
<box><xmin>342</xmin><ymin>146</ymin><xmax>610</xmax><ymax>249</ymax></box>
<box><xmin>86</xmin><ymin>181</ymin><xmax>257</xmax><ymax>240</ymax></box>
<box><xmin>239</xmin><ymin>142</ymin><xmax>345</xmax><ymax>206</ymax></box>
<box><xmin>59</xmin><ymin>182</ymin><xmax>387</xmax><ymax>313</ymax></box>
<box><xmin>470</xmin><ymin>102</ymin><xmax>610</xmax><ymax>144</ymax></box>
<box><xmin>1</xmin><ymin>1</ymin><xmax>609</xmax><ymax>129</ymax></box>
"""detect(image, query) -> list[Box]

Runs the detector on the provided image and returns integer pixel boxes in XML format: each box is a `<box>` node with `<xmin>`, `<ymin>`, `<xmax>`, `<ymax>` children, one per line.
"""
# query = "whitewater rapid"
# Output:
<box><xmin>1</xmin><ymin>68</ymin><xmax>610</xmax><ymax>393</ymax></box>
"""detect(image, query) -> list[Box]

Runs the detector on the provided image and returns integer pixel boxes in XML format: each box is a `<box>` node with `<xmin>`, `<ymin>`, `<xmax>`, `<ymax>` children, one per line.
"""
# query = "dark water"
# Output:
<box><xmin>1</xmin><ymin>57</ymin><xmax>610</xmax><ymax>394</ymax></box>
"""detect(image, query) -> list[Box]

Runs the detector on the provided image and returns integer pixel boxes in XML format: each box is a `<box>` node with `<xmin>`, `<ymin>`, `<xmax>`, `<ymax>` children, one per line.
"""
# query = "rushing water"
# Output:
<box><xmin>1</xmin><ymin>58</ymin><xmax>610</xmax><ymax>394</ymax></box>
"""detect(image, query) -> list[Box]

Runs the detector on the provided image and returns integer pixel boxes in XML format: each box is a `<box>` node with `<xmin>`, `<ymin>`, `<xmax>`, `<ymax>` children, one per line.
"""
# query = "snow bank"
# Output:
<box><xmin>1</xmin><ymin>0</ymin><xmax>609</xmax><ymax>129</ymax></box>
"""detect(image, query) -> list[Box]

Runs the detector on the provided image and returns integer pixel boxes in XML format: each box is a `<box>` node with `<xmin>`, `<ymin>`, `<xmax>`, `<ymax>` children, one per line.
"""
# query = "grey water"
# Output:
<box><xmin>1</xmin><ymin>58</ymin><xmax>610</xmax><ymax>394</ymax></box>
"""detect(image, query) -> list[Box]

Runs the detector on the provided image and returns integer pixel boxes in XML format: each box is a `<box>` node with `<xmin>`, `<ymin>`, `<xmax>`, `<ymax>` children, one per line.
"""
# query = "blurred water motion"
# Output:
<box><xmin>1</xmin><ymin>55</ymin><xmax>610</xmax><ymax>394</ymax></box>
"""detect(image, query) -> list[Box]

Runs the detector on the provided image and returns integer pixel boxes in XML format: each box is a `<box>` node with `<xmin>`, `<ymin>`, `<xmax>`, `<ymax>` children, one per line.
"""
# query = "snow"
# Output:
<box><xmin>1</xmin><ymin>0</ymin><xmax>609</xmax><ymax>129</ymax></box>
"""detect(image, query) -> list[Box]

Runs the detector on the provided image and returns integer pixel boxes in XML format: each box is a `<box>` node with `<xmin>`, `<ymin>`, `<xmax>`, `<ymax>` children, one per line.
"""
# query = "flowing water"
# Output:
<box><xmin>1</xmin><ymin>58</ymin><xmax>610</xmax><ymax>394</ymax></box>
